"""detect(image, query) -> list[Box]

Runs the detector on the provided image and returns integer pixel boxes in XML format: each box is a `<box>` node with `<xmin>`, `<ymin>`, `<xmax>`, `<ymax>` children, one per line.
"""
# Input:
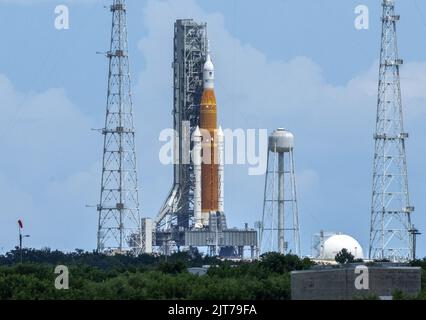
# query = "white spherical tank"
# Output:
<box><xmin>322</xmin><ymin>234</ymin><xmax>364</xmax><ymax>260</ymax></box>
<box><xmin>268</xmin><ymin>128</ymin><xmax>294</xmax><ymax>153</ymax></box>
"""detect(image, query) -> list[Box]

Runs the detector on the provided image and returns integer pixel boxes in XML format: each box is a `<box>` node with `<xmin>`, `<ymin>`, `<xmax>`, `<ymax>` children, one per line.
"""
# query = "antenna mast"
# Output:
<box><xmin>369</xmin><ymin>0</ymin><xmax>414</xmax><ymax>262</ymax></box>
<box><xmin>97</xmin><ymin>0</ymin><xmax>142</xmax><ymax>253</ymax></box>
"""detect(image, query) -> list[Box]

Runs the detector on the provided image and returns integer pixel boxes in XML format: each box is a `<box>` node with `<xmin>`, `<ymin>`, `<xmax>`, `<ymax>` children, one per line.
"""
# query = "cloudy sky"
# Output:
<box><xmin>0</xmin><ymin>0</ymin><xmax>425</xmax><ymax>258</ymax></box>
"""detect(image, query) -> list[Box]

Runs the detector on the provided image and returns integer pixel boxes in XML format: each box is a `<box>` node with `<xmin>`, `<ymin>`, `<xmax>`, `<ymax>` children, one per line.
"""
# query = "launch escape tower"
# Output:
<box><xmin>260</xmin><ymin>129</ymin><xmax>300</xmax><ymax>256</ymax></box>
<box><xmin>369</xmin><ymin>0</ymin><xmax>414</xmax><ymax>262</ymax></box>
<box><xmin>97</xmin><ymin>0</ymin><xmax>142</xmax><ymax>253</ymax></box>
<box><xmin>155</xmin><ymin>20</ymin><xmax>208</xmax><ymax>248</ymax></box>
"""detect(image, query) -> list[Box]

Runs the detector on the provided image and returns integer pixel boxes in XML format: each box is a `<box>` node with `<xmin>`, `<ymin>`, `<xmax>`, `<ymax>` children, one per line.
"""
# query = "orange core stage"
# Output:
<box><xmin>200</xmin><ymin>88</ymin><xmax>218</xmax><ymax>213</ymax></box>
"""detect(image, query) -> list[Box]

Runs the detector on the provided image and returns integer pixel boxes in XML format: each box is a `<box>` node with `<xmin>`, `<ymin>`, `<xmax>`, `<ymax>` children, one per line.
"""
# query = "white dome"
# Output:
<box><xmin>322</xmin><ymin>234</ymin><xmax>363</xmax><ymax>260</ymax></box>
<box><xmin>268</xmin><ymin>128</ymin><xmax>294</xmax><ymax>153</ymax></box>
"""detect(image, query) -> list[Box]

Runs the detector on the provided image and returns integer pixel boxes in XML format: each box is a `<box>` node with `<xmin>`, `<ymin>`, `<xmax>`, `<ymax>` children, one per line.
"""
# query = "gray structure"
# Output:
<box><xmin>291</xmin><ymin>264</ymin><xmax>421</xmax><ymax>300</ymax></box>
<box><xmin>185</xmin><ymin>229</ymin><xmax>257</xmax><ymax>258</ymax></box>
<box><xmin>97</xmin><ymin>0</ymin><xmax>142</xmax><ymax>253</ymax></box>
<box><xmin>147</xmin><ymin>19</ymin><xmax>257</xmax><ymax>257</ymax></box>
<box><xmin>156</xmin><ymin>20</ymin><xmax>207</xmax><ymax>236</ymax></box>
<box><xmin>369</xmin><ymin>0</ymin><xmax>415</xmax><ymax>262</ymax></box>
<box><xmin>187</xmin><ymin>267</ymin><xmax>208</xmax><ymax>276</ymax></box>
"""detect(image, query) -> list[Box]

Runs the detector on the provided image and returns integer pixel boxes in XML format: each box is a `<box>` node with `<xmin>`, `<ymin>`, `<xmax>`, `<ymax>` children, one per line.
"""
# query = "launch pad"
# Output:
<box><xmin>141</xmin><ymin>19</ymin><xmax>257</xmax><ymax>258</ymax></box>
<box><xmin>154</xmin><ymin>229</ymin><xmax>257</xmax><ymax>258</ymax></box>
<box><xmin>154</xmin><ymin>212</ymin><xmax>257</xmax><ymax>258</ymax></box>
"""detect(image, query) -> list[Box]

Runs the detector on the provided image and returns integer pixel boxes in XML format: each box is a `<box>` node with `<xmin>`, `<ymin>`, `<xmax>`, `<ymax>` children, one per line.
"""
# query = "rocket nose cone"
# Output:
<box><xmin>203</xmin><ymin>52</ymin><xmax>215</xmax><ymax>89</ymax></box>
<box><xmin>217</xmin><ymin>126</ymin><xmax>224</xmax><ymax>136</ymax></box>
<box><xmin>194</xmin><ymin>126</ymin><xmax>202</xmax><ymax>137</ymax></box>
<box><xmin>204</xmin><ymin>54</ymin><xmax>214</xmax><ymax>72</ymax></box>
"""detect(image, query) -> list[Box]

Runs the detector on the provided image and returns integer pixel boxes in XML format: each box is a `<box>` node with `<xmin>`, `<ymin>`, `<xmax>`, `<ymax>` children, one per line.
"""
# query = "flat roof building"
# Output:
<box><xmin>291</xmin><ymin>263</ymin><xmax>421</xmax><ymax>300</ymax></box>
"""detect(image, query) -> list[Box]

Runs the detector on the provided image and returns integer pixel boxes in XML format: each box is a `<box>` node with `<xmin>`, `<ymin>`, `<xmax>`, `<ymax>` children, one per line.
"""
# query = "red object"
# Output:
<box><xmin>18</xmin><ymin>220</ymin><xmax>23</xmax><ymax>229</ymax></box>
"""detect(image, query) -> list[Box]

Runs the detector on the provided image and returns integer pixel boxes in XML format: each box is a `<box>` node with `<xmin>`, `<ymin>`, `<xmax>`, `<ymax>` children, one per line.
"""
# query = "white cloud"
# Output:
<box><xmin>297</xmin><ymin>169</ymin><xmax>320</xmax><ymax>194</ymax></box>
<box><xmin>0</xmin><ymin>0</ymin><xmax>98</xmax><ymax>4</ymax></box>
<box><xmin>0</xmin><ymin>73</ymin><xmax>99</xmax><ymax>250</ymax></box>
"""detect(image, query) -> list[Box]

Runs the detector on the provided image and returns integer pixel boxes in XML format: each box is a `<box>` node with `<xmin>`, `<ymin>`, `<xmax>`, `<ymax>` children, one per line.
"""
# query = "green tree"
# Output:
<box><xmin>335</xmin><ymin>248</ymin><xmax>354</xmax><ymax>264</ymax></box>
<box><xmin>157</xmin><ymin>261</ymin><xmax>187</xmax><ymax>274</ymax></box>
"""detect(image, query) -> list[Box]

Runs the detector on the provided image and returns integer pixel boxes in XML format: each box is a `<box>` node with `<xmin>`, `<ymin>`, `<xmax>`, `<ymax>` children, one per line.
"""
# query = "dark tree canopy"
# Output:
<box><xmin>0</xmin><ymin>249</ymin><xmax>424</xmax><ymax>300</ymax></box>
<box><xmin>335</xmin><ymin>248</ymin><xmax>355</xmax><ymax>264</ymax></box>
<box><xmin>0</xmin><ymin>249</ymin><xmax>310</xmax><ymax>300</ymax></box>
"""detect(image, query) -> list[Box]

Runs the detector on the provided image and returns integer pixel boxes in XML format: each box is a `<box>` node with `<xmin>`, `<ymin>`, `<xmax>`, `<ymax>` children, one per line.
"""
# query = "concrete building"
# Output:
<box><xmin>291</xmin><ymin>263</ymin><xmax>421</xmax><ymax>300</ymax></box>
<box><xmin>187</xmin><ymin>267</ymin><xmax>208</xmax><ymax>276</ymax></box>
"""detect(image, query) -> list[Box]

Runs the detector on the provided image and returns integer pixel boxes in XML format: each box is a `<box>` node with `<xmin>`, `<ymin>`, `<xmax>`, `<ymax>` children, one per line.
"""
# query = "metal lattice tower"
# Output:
<box><xmin>97</xmin><ymin>0</ymin><xmax>142</xmax><ymax>253</ymax></box>
<box><xmin>260</xmin><ymin>129</ymin><xmax>300</xmax><ymax>256</ymax></box>
<box><xmin>369</xmin><ymin>0</ymin><xmax>414</xmax><ymax>262</ymax></box>
<box><xmin>155</xmin><ymin>20</ymin><xmax>207</xmax><ymax>246</ymax></box>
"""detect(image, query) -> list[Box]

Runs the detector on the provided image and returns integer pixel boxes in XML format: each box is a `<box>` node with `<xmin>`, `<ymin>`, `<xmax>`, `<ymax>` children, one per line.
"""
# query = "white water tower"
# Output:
<box><xmin>260</xmin><ymin>128</ymin><xmax>300</xmax><ymax>256</ymax></box>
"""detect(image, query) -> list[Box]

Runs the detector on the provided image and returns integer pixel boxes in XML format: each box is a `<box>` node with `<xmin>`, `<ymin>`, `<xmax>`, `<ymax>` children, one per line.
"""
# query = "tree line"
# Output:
<box><xmin>0</xmin><ymin>248</ymin><xmax>424</xmax><ymax>300</ymax></box>
<box><xmin>0</xmin><ymin>248</ymin><xmax>313</xmax><ymax>300</ymax></box>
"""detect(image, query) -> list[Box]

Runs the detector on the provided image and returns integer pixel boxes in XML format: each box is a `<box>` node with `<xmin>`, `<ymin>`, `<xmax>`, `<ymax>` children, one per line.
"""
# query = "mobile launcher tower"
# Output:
<box><xmin>142</xmin><ymin>19</ymin><xmax>257</xmax><ymax>258</ymax></box>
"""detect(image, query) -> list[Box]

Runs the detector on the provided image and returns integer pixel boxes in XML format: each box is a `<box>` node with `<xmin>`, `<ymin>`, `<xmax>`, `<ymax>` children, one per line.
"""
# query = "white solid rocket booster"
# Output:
<box><xmin>193</xmin><ymin>126</ymin><xmax>203</xmax><ymax>229</ymax></box>
<box><xmin>217</xmin><ymin>126</ymin><xmax>224</xmax><ymax>213</ymax></box>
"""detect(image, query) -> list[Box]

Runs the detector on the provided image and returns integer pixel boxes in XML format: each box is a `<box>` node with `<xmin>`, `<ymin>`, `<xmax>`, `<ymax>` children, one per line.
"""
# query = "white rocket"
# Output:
<box><xmin>193</xmin><ymin>126</ymin><xmax>203</xmax><ymax>229</ymax></box>
<box><xmin>217</xmin><ymin>126</ymin><xmax>224</xmax><ymax>213</ymax></box>
<box><xmin>193</xmin><ymin>48</ymin><xmax>225</xmax><ymax>229</ymax></box>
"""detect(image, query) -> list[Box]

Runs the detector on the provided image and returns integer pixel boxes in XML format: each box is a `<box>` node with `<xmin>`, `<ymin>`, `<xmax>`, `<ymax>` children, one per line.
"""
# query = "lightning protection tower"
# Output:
<box><xmin>369</xmin><ymin>0</ymin><xmax>414</xmax><ymax>262</ymax></box>
<box><xmin>97</xmin><ymin>0</ymin><xmax>142</xmax><ymax>254</ymax></box>
<box><xmin>260</xmin><ymin>128</ymin><xmax>300</xmax><ymax>256</ymax></box>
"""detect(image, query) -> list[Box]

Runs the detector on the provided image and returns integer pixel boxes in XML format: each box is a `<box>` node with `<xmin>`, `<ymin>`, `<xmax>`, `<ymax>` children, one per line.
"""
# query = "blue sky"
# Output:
<box><xmin>0</xmin><ymin>0</ymin><xmax>425</xmax><ymax>258</ymax></box>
